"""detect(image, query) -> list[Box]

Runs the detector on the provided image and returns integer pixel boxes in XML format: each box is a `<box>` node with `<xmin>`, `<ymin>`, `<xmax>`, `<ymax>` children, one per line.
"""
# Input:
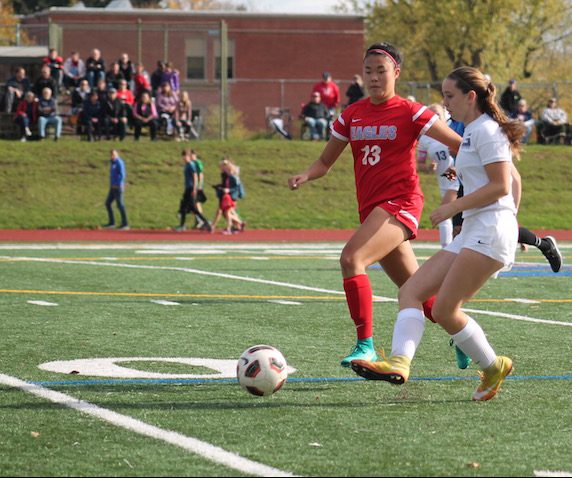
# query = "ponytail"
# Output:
<box><xmin>447</xmin><ymin>67</ymin><xmax>525</xmax><ymax>159</ymax></box>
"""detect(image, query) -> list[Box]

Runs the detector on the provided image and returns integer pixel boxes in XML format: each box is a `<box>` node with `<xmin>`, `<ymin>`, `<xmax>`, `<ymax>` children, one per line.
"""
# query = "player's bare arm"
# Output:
<box><xmin>288</xmin><ymin>137</ymin><xmax>347</xmax><ymax>190</ymax></box>
<box><xmin>425</xmin><ymin>118</ymin><xmax>463</xmax><ymax>155</ymax></box>
<box><xmin>430</xmin><ymin>161</ymin><xmax>512</xmax><ymax>226</ymax></box>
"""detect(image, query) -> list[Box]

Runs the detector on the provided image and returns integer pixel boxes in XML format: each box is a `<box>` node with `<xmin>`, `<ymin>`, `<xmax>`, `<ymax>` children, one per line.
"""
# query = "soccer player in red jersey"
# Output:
<box><xmin>288</xmin><ymin>43</ymin><xmax>463</xmax><ymax>367</ymax></box>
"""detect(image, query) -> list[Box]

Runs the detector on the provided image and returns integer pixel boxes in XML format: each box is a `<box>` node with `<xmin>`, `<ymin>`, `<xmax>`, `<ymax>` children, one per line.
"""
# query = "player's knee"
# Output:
<box><xmin>339</xmin><ymin>248</ymin><xmax>363</xmax><ymax>276</ymax></box>
<box><xmin>430</xmin><ymin>297</ymin><xmax>455</xmax><ymax>326</ymax></box>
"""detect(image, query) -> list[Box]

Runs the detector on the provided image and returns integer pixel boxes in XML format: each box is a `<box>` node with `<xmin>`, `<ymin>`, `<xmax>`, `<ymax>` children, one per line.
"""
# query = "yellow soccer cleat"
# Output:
<box><xmin>472</xmin><ymin>356</ymin><xmax>513</xmax><ymax>401</ymax></box>
<box><xmin>351</xmin><ymin>355</ymin><xmax>411</xmax><ymax>385</ymax></box>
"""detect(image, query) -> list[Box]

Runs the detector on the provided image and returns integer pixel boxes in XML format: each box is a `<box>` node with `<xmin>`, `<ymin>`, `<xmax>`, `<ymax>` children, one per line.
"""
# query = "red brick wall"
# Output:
<box><xmin>23</xmin><ymin>10</ymin><xmax>365</xmax><ymax>132</ymax></box>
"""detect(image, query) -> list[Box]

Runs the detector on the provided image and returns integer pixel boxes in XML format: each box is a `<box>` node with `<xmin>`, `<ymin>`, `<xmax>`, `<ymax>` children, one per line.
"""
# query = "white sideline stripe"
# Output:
<box><xmin>534</xmin><ymin>471</ymin><xmax>572</xmax><ymax>477</ymax></box>
<box><xmin>4</xmin><ymin>256</ymin><xmax>571</xmax><ymax>326</ymax></box>
<box><xmin>151</xmin><ymin>300</ymin><xmax>181</xmax><ymax>306</ymax></box>
<box><xmin>268</xmin><ymin>300</ymin><xmax>303</xmax><ymax>305</ymax></box>
<box><xmin>0</xmin><ymin>373</ymin><xmax>299</xmax><ymax>477</ymax></box>
<box><xmin>27</xmin><ymin>300</ymin><xmax>58</xmax><ymax>306</ymax></box>
<box><xmin>464</xmin><ymin>308</ymin><xmax>572</xmax><ymax>327</ymax></box>
<box><xmin>506</xmin><ymin>298</ymin><xmax>541</xmax><ymax>304</ymax></box>
<box><xmin>0</xmin><ymin>242</ymin><xmax>569</xmax><ymax>251</ymax></box>
<box><xmin>0</xmin><ymin>256</ymin><xmax>395</xmax><ymax>302</ymax></box>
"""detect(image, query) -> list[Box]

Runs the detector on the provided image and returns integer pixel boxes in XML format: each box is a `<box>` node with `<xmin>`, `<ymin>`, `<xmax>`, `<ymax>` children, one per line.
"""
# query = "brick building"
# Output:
<box><xmin>21</xmin><ymin>7</ymin><xmax>365</xmax><ymax>134</ymax></box>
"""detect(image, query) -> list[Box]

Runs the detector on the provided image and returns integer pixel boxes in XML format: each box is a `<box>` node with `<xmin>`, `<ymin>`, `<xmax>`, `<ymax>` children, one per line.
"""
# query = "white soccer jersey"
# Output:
<box><xmin>456</xmin><ymin>113</ymin><xmax>516</xmax><ymax>219</ymax></box>
<box><xmin>417</xmin><ymin>135</ymin><xmax>460</xmax><ymax>195</ymax></box>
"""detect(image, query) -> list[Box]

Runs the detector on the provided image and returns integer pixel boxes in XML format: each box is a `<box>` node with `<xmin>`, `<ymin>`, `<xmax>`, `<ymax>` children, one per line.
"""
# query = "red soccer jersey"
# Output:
<box><xmin>331</xmin><ymin>95</ymin><xmax>438</xmax><ymax>218</ymax></box>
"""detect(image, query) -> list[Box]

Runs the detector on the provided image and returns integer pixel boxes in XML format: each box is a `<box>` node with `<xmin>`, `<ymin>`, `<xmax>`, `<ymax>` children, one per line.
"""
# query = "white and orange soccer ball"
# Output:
<box><xmin>237</xmin><ymin>345</ymin><xmax>288</xmax><ymax>396</ymax></box>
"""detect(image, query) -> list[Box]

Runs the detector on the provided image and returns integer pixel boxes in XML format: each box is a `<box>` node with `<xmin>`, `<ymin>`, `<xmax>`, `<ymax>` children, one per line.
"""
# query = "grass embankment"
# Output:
<box><xmin>0</xmin><ymin>139</ymin><xmax>569</xmax><ymax>230</ymax></box>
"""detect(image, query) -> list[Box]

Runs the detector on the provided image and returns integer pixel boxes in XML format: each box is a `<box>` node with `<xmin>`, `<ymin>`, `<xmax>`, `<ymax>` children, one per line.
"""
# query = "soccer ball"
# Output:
<box><xmin>237</xmin><ymin>345</ymin><xmax>288</xmax><ymax>397</ymax></box>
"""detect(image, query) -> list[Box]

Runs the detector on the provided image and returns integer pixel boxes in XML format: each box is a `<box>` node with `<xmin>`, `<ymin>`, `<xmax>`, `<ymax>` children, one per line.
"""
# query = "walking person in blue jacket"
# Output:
<box><xmin>104</xmin><ymin>149</ymin><xmax>129</xmax><ymax>230</ymax></box>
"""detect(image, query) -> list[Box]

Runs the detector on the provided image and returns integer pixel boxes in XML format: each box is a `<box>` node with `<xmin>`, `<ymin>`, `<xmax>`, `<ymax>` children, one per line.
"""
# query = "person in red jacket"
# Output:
<box><xmin>14</xmin><ymin>91</ymin><xmax>38</xmax><ymax>142</ymax></box>
<box><xmin>42</xmin><ymin>48</ymin><xmax>64</xmax><ymax>93</ymax></box>
<box><xmin>312</xmin><ymin>71</ymin><xmax>340</xmax><ymax>115</ymax></box>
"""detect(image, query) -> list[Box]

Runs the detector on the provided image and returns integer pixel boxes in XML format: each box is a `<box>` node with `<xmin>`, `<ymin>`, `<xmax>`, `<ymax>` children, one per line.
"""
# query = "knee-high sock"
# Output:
<box><xmin>343</xmin><ymin>274</ymin><xmax>373</xmax><ymax>340</ymax></box>
<box><xmin>451</xmin><ymin>317</ymin><xmax>497</xmax><ymax>370</ymax></box>
<box><xmin>391</xmin><ymin>308</ymin><xmax>425</xmax><ymax>359</ymax></box>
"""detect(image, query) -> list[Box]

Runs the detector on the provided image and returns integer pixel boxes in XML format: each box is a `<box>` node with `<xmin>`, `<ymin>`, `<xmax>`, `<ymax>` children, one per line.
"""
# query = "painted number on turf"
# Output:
<box><xmin>361</xmin><ymin>145</ymin><xmax>382</xmax><ymax>166</ymax></box>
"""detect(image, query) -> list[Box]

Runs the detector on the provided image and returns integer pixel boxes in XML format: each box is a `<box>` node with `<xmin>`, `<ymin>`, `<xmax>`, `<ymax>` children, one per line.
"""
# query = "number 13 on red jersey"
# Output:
<box><xmin>361</xmin><ymin>145</ymin><xmax>382</xmax><ymax>165</ymax></box>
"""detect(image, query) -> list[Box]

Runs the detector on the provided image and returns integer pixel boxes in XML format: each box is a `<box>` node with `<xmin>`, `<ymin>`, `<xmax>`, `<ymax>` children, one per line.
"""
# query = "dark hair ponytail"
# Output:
<box><xmin>447</xmin><ymin>67</ymin><xmax>525</xmax><ymax>159</ymax></box>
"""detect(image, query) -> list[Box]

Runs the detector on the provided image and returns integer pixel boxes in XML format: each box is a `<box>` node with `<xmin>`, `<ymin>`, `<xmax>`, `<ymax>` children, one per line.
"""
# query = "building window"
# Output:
<box><xmin>214</xmin><ymin>39</ymin><xmax>234</xmax><ymax>80</ymax></box>
<box><xmin>186</xmin><ymin>38</ymin><xmax>205</xmax><ymax>80</ymax></box>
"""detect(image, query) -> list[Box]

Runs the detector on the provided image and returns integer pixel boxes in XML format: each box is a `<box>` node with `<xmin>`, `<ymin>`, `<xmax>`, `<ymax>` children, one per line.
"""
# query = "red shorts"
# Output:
<box><xmin>359</xmin><ymin>195</ymin><xmax>424</xmax><ymax>239</ymax></box>
<box><xmin>220</xmin><ymin>193</ymin><xmax>236</xmax><ymax>212</ymax></box>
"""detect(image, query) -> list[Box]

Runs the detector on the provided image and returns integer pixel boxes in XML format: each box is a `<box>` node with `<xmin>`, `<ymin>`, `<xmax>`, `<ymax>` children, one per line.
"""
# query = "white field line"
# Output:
<box><xmin>3</xmin><ymin>256</ymin><xmax>571</xmax><ymax>327</ymax></box>
<box><xmin>151</xmin><ymin>300</ymin><xmax>181</xmax><ymax>306</ymax></box>
<box><xmin>534</xmin><ymin>472</ymin><xmax>572</xmax><ymax>477</ymax></box>
<box><xmin>27</xmin><ymin>300</ymin><xmax>58</xmax><ymax>306</ymax></box>
<box><xmin>0</xmin><ymin>373</ymin><xmax>298</xmax><ymax>477</ymax></box>
<box><xmin>268</xmin><ymin>300</ymin><xmax>303</xmax><ymax>305</ymax></box>
<box><xmin>463</xmin><ymin>308</ymin><xmax>572</xmax><ymax>327</ymax></box>
<box><xmin>0</xmin><ymin>256</ymin><xmax>395</xmax><ymax>302</ymax></box>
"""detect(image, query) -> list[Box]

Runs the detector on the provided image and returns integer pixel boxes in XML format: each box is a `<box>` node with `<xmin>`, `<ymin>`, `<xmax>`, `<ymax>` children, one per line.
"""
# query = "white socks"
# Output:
<box><xmin>391</xmin><ymin>308</ymin><xmax>426</xmax><ymax>359</ymax></box>
<box><xmin>439</xmin><ymin>218</ymin><xmax>453</xmax><ymax>248</ymax></box>
<box><xmin>451</xmin><ymin>317</ymin><xmax>497</xmax><ymax>369</ymax></box>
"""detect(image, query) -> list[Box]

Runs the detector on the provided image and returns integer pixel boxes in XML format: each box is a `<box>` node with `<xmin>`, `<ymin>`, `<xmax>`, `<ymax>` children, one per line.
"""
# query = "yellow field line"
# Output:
<box><xmin>0</xmin><ymin>256</ymin><xmax>338</xmax><ymax>262</ymax></box>
<box><xmin>0</xmin><ymin>289</ymin><xmax>344</xmax><ymax>301</ymax></box>
<box><xmin>0</xmin><ymin>289</ymin><xmax>570</xmax><ymax>303</ymax></box>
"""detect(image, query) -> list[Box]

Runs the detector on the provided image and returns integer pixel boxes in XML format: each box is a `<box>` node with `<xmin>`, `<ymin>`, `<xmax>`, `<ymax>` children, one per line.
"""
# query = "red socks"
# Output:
<box><xmin>343</xmin><ymin>274</ymin><xmax>373</xmax><ymax>339</ymax></box>
<box><xmin>422</xmin><ymin>295</ymin><xmax>436</xmax><ymax>323</ymax></box>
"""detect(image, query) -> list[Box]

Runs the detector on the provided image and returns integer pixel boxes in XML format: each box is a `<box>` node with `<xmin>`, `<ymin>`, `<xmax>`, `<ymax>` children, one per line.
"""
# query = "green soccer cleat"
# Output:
<box><xmin>340</xmin><ymin>338</ymin><xmax>378</xmax><ymax>368</ymax></box>
<box><xmin>450</xmin><ymin>339</ymin><xmax>472</xmax><ymax>370</ymax></box>
<box><xmin>472</xmin><ymin>356</ymin><xmax>513</xmax><ymax>401</ymax></box>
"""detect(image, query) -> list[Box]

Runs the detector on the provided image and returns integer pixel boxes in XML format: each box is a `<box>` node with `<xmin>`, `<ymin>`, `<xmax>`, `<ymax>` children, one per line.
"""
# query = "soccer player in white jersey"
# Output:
<box><xmin>352</xmin><ymin>66</ymin><xmax>526</xmax><ymax>401</ymax></box>
<box><xmin>417</xmin><ymin>103</ymin><xmax>460</xmax><ymax>247</ymax></box>
<box><xmin>288</xmin><ymin>43</ymin><xmax>462</xmax><ymax>368</ymax></box>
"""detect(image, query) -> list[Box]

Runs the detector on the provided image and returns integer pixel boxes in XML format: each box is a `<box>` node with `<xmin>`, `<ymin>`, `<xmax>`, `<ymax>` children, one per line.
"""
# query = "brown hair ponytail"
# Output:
<box><xmin>447</xmin><ymin>67</ymin><xmax>525</xmax><ymax>159</ymax></box>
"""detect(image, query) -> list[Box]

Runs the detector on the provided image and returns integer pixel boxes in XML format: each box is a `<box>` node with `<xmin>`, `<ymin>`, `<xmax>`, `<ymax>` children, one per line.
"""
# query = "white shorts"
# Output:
<box><xmin>444</xmin><ymin>210</ymin><xmax>518</xmax><ymax>270</ymax></box>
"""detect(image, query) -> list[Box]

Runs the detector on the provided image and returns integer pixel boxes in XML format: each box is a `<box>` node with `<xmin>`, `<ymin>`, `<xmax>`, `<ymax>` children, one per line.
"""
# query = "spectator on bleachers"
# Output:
<box><xmin>301</xmin><ymin>91</ymin><xmax>330</xmax><ymax>141</ymax></box>
<box><xmin>42</xmin><ymin>48</ymin><xmax>64</xmax><ymax>93</ymax></box>
<box><xmin>71</xmin><ymin>79</ymin><xmax>91</xmax><ymax>114</ymax></box>
<box><xmin>118</xmin><ymin>53</ymin><xmax>134</xmax><ymax>90</ymax></box>
<box><xmin>14</xmin><ymin>91</ymin><xmax>38</xmax><ymax>142</ymax></box>
<box><xmin>500</xmin><ymin>79</ymin><xmax>522</xmax><ymax>116</ymax></box>
<box><xmin>37</xmin><ymin>87</ymin><xmax>62</xmax><ymax>141</ymax></box>
<box><xmin>541</xmin><ymin>97</ymin><xmax>568</xmax><ymax>144</ymax></box>
<box><xmin>133</xmin><ymin>90</ymin><xmax>158</xmax><ymax>141</ymax></box>
<box><xmin>4</xmin><ymin>67</ymin><xmax>31</xmax><ymax>113</ymax></box>
<box><xmin>175</xmin><ymin>91</ymin><xmax>196</xmax><ymax>141</ymax></box>
<box><xmin>33</xmin><ymin>64</ymin><xmax>58</xmax><ymax>99</ymax></box>
<box><xmin>105</xmin><ymin>62</ymin><xmax>125</xmax><ymax>90</ymax></box>
<box><xmin>96</xmin><ymin>78</ymin><xmax>109</xmax><ymax>103</ymax></box>
<box><xmin>85</xmin><ymin>48</ymin><xmax>106</xmax><ymax>88</ymax></box>
<box><xmin>156</xmin><ymin>81</ymin><xmax>178</xmax><ymax>136</ymax></box>
<box><xmin>150</xmin><ymin>61</ymin><xmax>165</xmax><ymax>97</ymax></box>
<box><xmin>133</xmin><ymin>62</ymin><xmax>151</xmax><ymax>99</ymax></box>
<box><xmin>510</xmin><ymin>99</ymin><xmax>535</xmax><ymax>144</ymax></box>
<box><xmin>82</xmin><ymin>91</ymin><xmax>103</xmax><ymax>142</ymax></box>
<box><xmin>117</xmin><ymin>79</ymin><xmax>135</xmax><ymax>104</ymax></box>
<box><xmin>161</xmin><ymin>61</ymin><xmax>180</xmax><ymax>93</ymax></box>
<box><xmin>116</xmin><ymin>79</ymin><xmax>135</xmax><ymax>123</ymax></box>
<box><xmin>63</xmin><ymin>51</ymin><xmax>86</xmax><ymax>90</ymax></box>
<box><xmin>345</xmin><ymin>74</ymin><xmax>365</xmax><ymax>105</ymax></box>
<box><xmin>312</xmin><ymin>71</ymin><xmax>340</xmax><ymax>116</ymax></box>
<box><xmin>102</xmin><ymin>88</ymin><xmax>128</xmax><ymax>141</ymax></box>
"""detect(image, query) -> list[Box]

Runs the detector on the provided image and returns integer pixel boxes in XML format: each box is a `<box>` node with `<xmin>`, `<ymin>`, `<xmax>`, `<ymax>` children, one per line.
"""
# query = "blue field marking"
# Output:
<box><xmin>29</xmin><ymin>374</ymin><xmax>572</xmax><ymax>387</ymax></box>
<box><xmin>369</xmin><ymin>263</ymin><xmax>572</xmax><ymax>277</ymax></box>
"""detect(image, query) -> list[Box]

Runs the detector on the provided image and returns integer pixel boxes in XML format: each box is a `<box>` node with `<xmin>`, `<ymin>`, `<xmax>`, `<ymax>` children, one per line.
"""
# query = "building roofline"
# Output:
<box><xmin>24</xmin><ymin>7</ymin><xmax>364</xmax><ymax>20</ymax></box>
